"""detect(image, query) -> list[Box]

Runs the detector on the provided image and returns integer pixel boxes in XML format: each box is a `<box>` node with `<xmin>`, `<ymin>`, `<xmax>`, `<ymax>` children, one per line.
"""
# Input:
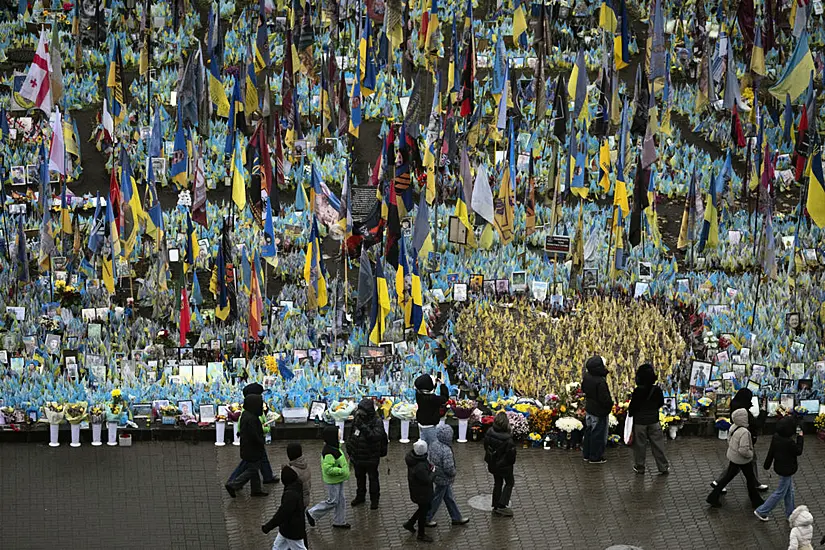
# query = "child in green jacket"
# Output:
<box><xmin>306</xmin><ymin>425</ymin><xmax>351</xmax><ymax>529</ymax></box>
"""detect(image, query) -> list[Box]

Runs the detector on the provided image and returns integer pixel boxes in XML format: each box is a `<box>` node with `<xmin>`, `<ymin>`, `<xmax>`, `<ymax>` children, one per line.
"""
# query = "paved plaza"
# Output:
<box><xmin>1</xmin><ymin>434</ymin><xmax>822</xmax><ymax>549</ymax></box>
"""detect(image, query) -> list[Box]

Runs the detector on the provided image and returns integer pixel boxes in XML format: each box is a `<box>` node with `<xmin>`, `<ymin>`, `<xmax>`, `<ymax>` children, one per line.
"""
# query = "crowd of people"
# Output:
<box><xmin>222</xmin><ymin>364</ymin><xmax>824</xmax><ymax>549</ymax></box>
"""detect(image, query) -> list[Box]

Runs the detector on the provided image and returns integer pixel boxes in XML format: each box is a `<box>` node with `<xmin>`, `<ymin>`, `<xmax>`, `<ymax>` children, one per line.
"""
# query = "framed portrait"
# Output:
<box><xmin>746</xmin><ymin>380</ymin><xmax>761</xmax><ymax>394</ymax></box>
<box><xmin>453</xmin><ymin>283</ymin><xmax>468</xmax><ymax>302</ymax></box>
<box><xmin>638</xmin><ymin>262</ymin><xmax>652</xmax><ymax>281</ymax></box>
<box><xmin>663</xmin><ymin>396</ymin><xmax>677</xmax><ymax>415</ymax></box>
<box><xmin>511</xmin><ymin>271</ymin><xmax>527</xmax><ymax>292</ymax></box>
<box><xmin>800</xmin><ymin>399</ymin><xmax>820</xmax><ymax>414</ymax></box>
<box><xmin>790</xmin><ymin>340</ymin><xmax>805</xmax><ymax>355</ymax></box>
<box><xmin>482</xmin><ymin>279</ymin><xmax>496</xmax><ymax>295</ymax></box>
<box><xmin>177</xmin><ymin>400</ymin><xmax>194</xmax><ymax>417</ymax></box>
<box><xmin>25</xmin><ymin>164</ymin><xmax>38</xmax><ymax>186</ymax></box>
<box><xmin>788</xmin><ymin>363</ymin><xmax>805</xmax><ymax>380</ymax></box>
<box><xmin>0</xmin><ymin>350</ymin><xmax>7</xmax><ymax>364</ymax></box>
<box><xmin>749</xmin><ymin>364</ymin><xmax>766</xmax><ymax>384</ymax></box>
<box><xmin>779</xmin><ymin>378</ymin><xmax>795</xmax><ymax>394</ymax></box>
<box><xmin>199</xmin><ymin>404</ymin><xmax>216</xmax><ymax>423</ymax></box>
<box><xmin>309</xmin><ymin>400</ymin><xmax>327</xmax><ymax>421</ymax></box>
<box><xmin>583</xmin><ymin>268</ymin><xmax>598</xmax><ymax>290</ymax></box>
<box><xmin>44</xmin><ymin>334</ymin><xmax>61</xmax><ymax>355</ymax></box>
<box><xmin>293</xmin><ymin>349</ymin><xmax>308</xmax><ymax>360</ymax></box>
<box><xmin>378</xmin><ymin>342</ymin><xmax>394</xmax><ymax>356</ymax></box>
<box><xmin>10</xmin><ymin>165</ymin><xmax>26</xmax><ymax>186</ymax></box>
<box><xmin>132</xmin><ymin>403</ymin><xmax>152</xmax><ymax>419</ymax></box>
<box><xmin>797</xmin><ymin>378</ymin><xmax>813</xmax><ymax>396</ymax></box>
<box><xmin>345</xmin><ymin>363</ymin><xmax>361</xmax><ymax>384</ymax></box>
<box><xmin>767</xmin><ymin>400</ymin><xmax>779</xmax><ymax>416</ymax></box>
<box><xmin>359</xmin><ymin>346</ymin><xmax>384</xmax><ymax>358</ymax></box>
<box><xmin>495</xmin><ymin>279</ymin><xmax>510</xmax><ymax>295</ymax></box>
<box><xmin>531</xmin><ymin>281</ymin><xmax>548</xmax><ymax>302</ymax></box>
<box><xmin>715</xmin><ymin>394</ymin><xmax>731</xmax><ymax>417</ymax></box>
<box><xmin>689</xmin><ymin>361</ymin><xmax>712</xmax><ymax>388</ymax></box>
<box><xmin>780</xmin><ymin>394</ymin><xmax>795</xmax><ymax>411</ymax></box>
<box><xmin>468</xmin><ymin>274</ymin><xmax>484</xmax><ymax>293</ymax></box>
<box><xmin>232</xmin><ymin>357</ymin><xmax>246</xmax><ymax>374</ymax></box>
<box><xmin>731</xmin><ymin>363</ymin><xmax>746</xmax><ymax>380</ymax></box>
<box><xmin>786</xmin><ymin>312</ymin><xmax>801</xmax><ymax>331</ymax></box>
<box><xmin>447</xmin><ymin>215</ymin><xmax>468</xmax><ymax>245</ymax></box>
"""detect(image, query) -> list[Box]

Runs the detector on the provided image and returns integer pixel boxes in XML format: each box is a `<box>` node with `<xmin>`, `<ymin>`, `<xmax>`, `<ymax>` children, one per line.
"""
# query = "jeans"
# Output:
<box><xmin>427</xmin><ymin>483</ymin><xmax>462</xmax><ymax>521</ymax></box>
<box><xmin>229</xmin><ymin>450</ymin><xmax>275</xmax><ymax>482</ymax></box>
<box><xmin>633</xmin><ymin>422</ymin><xmax>670</xmax><ymax>472</ymax></box>
<box><xmin>309</xmin><ymin>482</ymin><xmax>347</xmax><ymax>525</ymax></box>
<box><xmin>707</xmin><ymin>461</ymin><xmax>764</xmax><ymax>507</ymax></box>
<box><xmin>419</xmin><ymin>425</ymin><xmax>436</xmax><ymax>447</ymax></box>
<box><xmin>492</xmin><ymin>469</ymin><xmax>514</xmax><ymax>508</ymax></box>
<box><xmin>407</xmin><ymin>502</ymin><xmax>430</xmax><ymax>536</ymax></box>
<box><xmin>582</xmin><ymin>413</ymin><xmax>608</xmax><ymax>461</ymax></box>
<box><xmin>756</xmin><ymin>475</ymin><xmax>795</xmax><ymax>518</ymax></box>
<box><xmin>272</xmin><ymin>533</ymin><xmax>308</xmax><ymax>550</ymax></box>
<box><xmin>229</xmin><ymin>459</ymin><xmax>262</xmax><ymax>493</ymax></box>
<box><xmin>353</xmin><ymin>463</ymin><xmax>380</xmax><ymax>501</ymax></box>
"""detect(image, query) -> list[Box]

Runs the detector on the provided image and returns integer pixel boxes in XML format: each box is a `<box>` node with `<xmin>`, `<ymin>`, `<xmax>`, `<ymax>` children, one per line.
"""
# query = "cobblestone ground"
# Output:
<box><xmin>2</xmin><ymin>434</ymin><xmax>824</xmax><ymax>550</ymax></box>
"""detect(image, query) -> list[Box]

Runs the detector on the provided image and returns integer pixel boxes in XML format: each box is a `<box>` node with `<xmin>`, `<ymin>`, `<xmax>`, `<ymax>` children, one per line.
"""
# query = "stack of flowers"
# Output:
<box><xmin>90</xmin><ymin>405</ymin><xmax>105</xmax><ymax>424</ymax></box>
<box><xmin>453</xmin><ymin>399</ymin><xmax>477</xmax><ymax>420</ymax></box>
<box><xmin>612</xmin><ymin>400</ymin><xmax>630</xmax><ymax>418</ymax></box>
<box><xmin>556</xmin><ymin>417</ymin><xmax>584</xmax><ymax>433</ymax></box>
<box><xmin>505</xmin><ymin>410</ymin><xmax>529</xmax><ymax>440</ymax></box>
<box><xmin>160</xmin><ymin>405</ymin><xmax>180</xmax><ymax>425</ymax></box>
<box><xmin>376</xmin><ymin>397</ymin><xmax>394</xmax><ymax>420</ymax></box>
<box><xmin>660</xmin><ymin>413</ymin><xmax>684</xmax><ymax>430</ymax></box>
<box><xmin>793</xmin><ymin>405</ymin><xmax>809</xmax><ymax>417</ymax></box>
<box><xmin>697</xmin><ymin>397</ymin><xmax>713</xmax><ymax>413</ymax></box>
<box><xmin>43</xmin><ymin>402</ymin><xmax>64</xmax><ymax>424</ymax></box>
<box><xmin>528</xmin><ymin>432</ymin><xmax>542</xmax><ymax>447</ymax></box>
<box><xmin>678</xmin><ymin>402</ymin><xmax>692</xmax><ymax>416</ymax></box>
<box><xmin>608</xmin><ymin>413</ymin><xmax>619</xmax><ymax>432</ymax></box>
<box><xmin>528</xmin><ymin>408</ymin><xmax>555</xmax><ymax>435</ymax></box>
<box><xmin>489</xmin><ymin>397</ymin><xmax>516</xmax><ymax>411</ymax></box>
<box><xmin>390</xmin><ymin>402</ymin><xmax>417</xmax><ymax>421</ymax></box>
<box><xmin>327</xmin><ymin>400</ymin><xmax>358</xmax><ymax>422</ymax></box>
<box><xmin>775</xmin><ymin>406</ymin><xmax>791</xmax><ymax>418</ymax></box>
<box><xmin>54</xmin><ymin>280</ymin><xmax>81</xmax><ymax>308</ymax></box>
<box><xmin>64</xmin><ymin>402</ymin><xmax>88</xmax><ymax>424</ymax></box>
<box><xmin>814</xmin><ymin>414</ymin><xmax>825</xmax><ymax>440</ymax></box>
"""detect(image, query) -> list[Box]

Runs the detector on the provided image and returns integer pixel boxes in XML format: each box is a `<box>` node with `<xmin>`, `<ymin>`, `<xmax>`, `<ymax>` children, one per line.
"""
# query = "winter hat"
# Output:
<box><xmin>242</xmin><ymin>382</ymin><xmax>264</xmax><ymax>396</ymax></box>
<box><xmin>585</xmin><ymin>356</ymin><xmax>607</xmax><ymax>375</ymax></box>
<box><xmin>414</xmin><ymin>374</ymin><xmax>435</xmax><ymax>392</ymax></box>
<box><xmin>281</xmin><ymin>465</ymin><xmax>299</xmax><ymax>485</ymax></box>
<box><xmin>287</xmin><ymin>442</ymin><xmax>303</xmax><ymax>461</ymax></box>
<box><xmin>413</xmin><ymin>439</ymin><xmax>428</xmax><ymax>456</ymax></box>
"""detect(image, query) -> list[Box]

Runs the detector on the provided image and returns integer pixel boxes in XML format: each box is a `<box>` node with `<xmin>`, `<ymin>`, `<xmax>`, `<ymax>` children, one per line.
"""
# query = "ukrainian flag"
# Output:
<box><xmin>599</xmin><ymin>0</ymin><xmax>617</xmax><ymax>33</ymax></box>
<box><xmin>103</xmin><ymin>195</ymin><xmax>118</xmax><ymax>294</ymax></box>
<box><xmin>119</xmin><ymin>150</ymin><xmax>143</xmax><ymax>257</ymax></box>
<box><xmin>769</xmin><ymin>31</ymin><xmax>814</xmax><ymax>101</ymax></box>
<box><xmin>698</xmin><ymin>179</ymin><xmax>718</xmax><ymax>252</ymax></box>
<box><xmin>246</xmin><ymin>44</ymin><xmax>259</xmax><ymax>114</ymax></box>
<box><xmin>215</xmin><ymin>244</ymin><xmax>231</xmax><ymax>321</ymax></box>
<box><xmin>359</xmin><ymin>16</ymin><xmax>376</xmax><ymax>97</ymax></box>
<box><xmin>512</xmin><ymin>0</ymin><xmax>528</xmax><ymax>49</ymax></box>
<box><xmin>184</xmin><ymin>213</ymin><xmax>200</xmax><ymax>273</ymax></box>
<box><xmin>170</xmin><ymin>110</ymin><xmax>188</xmax><ymax>189</ymax></box>
<box><xmin>396</xmin><ymin>236</ymin><xmax>408</xmax><ymax>321</ymax></box>
<box><xmin>614</xmin><ymin>0</ymin><xmax>630</xmax><ymax>70</ymax></box>
<box><xmin>209</xmin><ymin>56</ymin><xmax>231</xmax><ymax>118</ymax></box>
<box><xmin>454</xmin><ymin>184</ymin><xmax>477</xmax><ymax>247</ymax></box>
<box><xmin>750</xmin><ymin>27</ymin><xmax>766</xmax><ymax>77</ymax></box>
<box><xmin>231</xmin><ymin>133</ymin><xmax>247</xmax><ymax>211</ymax></box>
<box><xmin>60</xmin><ymin>181</ymin><xmax>72</xmax><ymax>235</ymax></box>
<box><xmin>144</xmin><ymin>162</ymin><xmax>164</xmax><ymax>243</ymax></box>
<box><xmin>348</xmin><ymin>56</ymin><xmax>362</xmax><ymax>138</ymax></box>
<box><xmin>369</xmin><ymin>259</ymin><xmax>390</xmax><ymax>345</ymax></box>
<box><xmin>303</xmin><ymin>216</ymin><xmax>328</xmax><ymax>310</ymax></box>
<box><xmin>808</xmin><ymin>149</ymin><xmax>825</xmax><ymax>228</ymax></box>
<box><xmin>598</xmin><ymin>138</ymin><xmax>612</xmax><ymax>192</ymax></box>
<box><xmin>410</xmin><ymin>256</ymin><xmax>427</xmax><ymax>336</ymax></box>
<box><xmin>424</xmin><ymin>0</ymin><xmax>439</xmax><ymax>53</ymax></box>
<box><xmin>106</xmin><ymin>39</ymin><xmax>125</xmax><ymax>127</ymax></box>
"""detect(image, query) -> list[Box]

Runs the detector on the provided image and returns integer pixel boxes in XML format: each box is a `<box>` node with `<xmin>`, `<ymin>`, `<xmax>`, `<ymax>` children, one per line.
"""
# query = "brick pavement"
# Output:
<box><xmin>2</xmin><ymin>434</ymin><xmax>823</xmax><ymax>550</ymax></box>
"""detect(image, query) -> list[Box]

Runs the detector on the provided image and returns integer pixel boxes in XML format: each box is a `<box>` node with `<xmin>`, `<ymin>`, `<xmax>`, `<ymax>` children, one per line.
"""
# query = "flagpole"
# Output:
<box><xmin>750</xmin><ymin>229</ymin><xmax>764</xmax><ymax>331</ymax></box>
<box><xmin>605</xmin><ymin>205</ymin><xmax>615</xmax><ymax>279</ymax></box>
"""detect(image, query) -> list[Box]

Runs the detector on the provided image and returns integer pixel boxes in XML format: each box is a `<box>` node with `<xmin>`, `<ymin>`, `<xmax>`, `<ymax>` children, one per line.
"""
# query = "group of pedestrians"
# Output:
<box><xmin>230</xmin><ymin>362</ymin><xmax>818</xmax><ymax>550</ymax></box>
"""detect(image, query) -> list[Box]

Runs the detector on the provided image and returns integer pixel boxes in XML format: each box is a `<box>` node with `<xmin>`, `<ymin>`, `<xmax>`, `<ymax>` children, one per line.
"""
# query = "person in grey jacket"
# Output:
<box><xmin>706</xmin><ymin>408</ymin><xmax>764</xmax><ymax>508</ymax></box>
<box><xmin>425</xmin><ymin>424</ymin><xmax>469</xmax><ymax>527</ymax></box>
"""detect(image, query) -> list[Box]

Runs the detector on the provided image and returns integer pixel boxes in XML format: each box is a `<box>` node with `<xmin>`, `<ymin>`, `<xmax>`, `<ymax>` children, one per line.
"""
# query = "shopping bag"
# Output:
<box><xmin>623</xmin><ymin>415</ymin><xmax>634</xmax><ymax>446</ymax></box>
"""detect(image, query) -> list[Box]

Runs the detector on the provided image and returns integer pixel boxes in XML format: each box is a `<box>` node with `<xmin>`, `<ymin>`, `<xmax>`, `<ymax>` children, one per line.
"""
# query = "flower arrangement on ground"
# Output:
<box><xmin>678</xmin><ymin>402</ymin><xmax>692</xmax><ymax>415</ymax></box>
<box><xmin>160</xmin><ymin>405</ymin><xmax>180</xmax><ymax>417</ymax></box>
<box><xmin>528</xmin><ymin>432</ymin><xmax>542</xmax><ymax>447</ymax></box>
<box><xmin>697</xmin><ymin>397</ymin><xmax>712</xmax><ymax>412</ymax></box>
<box><xmin>815</xmin><ymin>414</ymin><xmax>825</xmax><ymax>431</ymax></box>
<box><xmin>528</xmin><ymin>408</ymin><xmax>555</xmax><ymax>435</ymax></box>
<box><xmin>714</xmin><ymin>417</ymin><xmax>731</xmax><ymax>431</ymax></box>
<box><xmin>793</xmin><ymin>405</ymin><xmax>809</xmax><ymax>417</ymax></box>
<box><xmin>660</xmin><ymin>413</ymin><xmax>683</xmax><ymax>430</ymax></box>
<box><xmin>608</xmin><ymin>413</ymin><xmax>619</xmax><ymax>430</ymax></box>
<box><xmin>505</xmin><ymin>410</ymin><xmax>529</xmax><ymax>440</ymax></box>
<box><xmin>64</xmin><ymin>402</ymin><xmax>88</xmax><ymax>424</ymax></box>
<box><xmin>453</xmin><ymin>399</ymin><xmax>477</xmax><ymax>420</ymax></box>
<box><xmin>326</xmin><ymin>400</ymin><xmax>357</xmax><ymax>422</ymax></box>
<box><xmin>555</xmin><ymin>417</ymin><xmax>583</xmax><ymax>433</ymax></box>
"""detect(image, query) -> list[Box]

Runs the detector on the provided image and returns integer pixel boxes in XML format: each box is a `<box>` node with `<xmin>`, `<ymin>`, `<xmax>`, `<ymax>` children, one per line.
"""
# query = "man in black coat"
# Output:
<box><xmin>225</xmin><ymin>393</ymin><xmax>269</xmax><ymax>497</ymax></box>
<box><xmin>346</xmin><ymin>398</ymin><xmax>388</xmax><ymax>509</ymax></box>
<box><xmin>414</xmin><ymin>374</ymin><xmax>449</xmax><ymax>447</ymax></box>
<box><xmin>227</xmin><ymin>383</ymin><xmax>279</xmax><ymax>485</ymax></box>
<box><xmin>581</xmin><ymin>355</ymin><xmax>613</xmax><ymax>464</ymax></box>
<box><xmin>262</xmin><ymin>466</ymin><xmax>308</xmax><ymax>549</ymax></box>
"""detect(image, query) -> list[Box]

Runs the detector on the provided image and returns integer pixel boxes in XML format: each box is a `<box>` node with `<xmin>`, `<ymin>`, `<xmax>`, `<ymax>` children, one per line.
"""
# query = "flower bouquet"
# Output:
<box><xmin>607</xmin><ymin>434</ymin><xmax>622</xmax><ymax>447</ymax></box>
<box><xmin>326</xmin><ymin>400</ymin><xmax>358</xmax><ymax>422</ymax></box>
<box><xmin>677</xmin><ymin>402</ymin><xmax>692</xmax><ymax>416</ymax></box>
<box><xmin>227</xmin><ymin>402</ymin><xmax>242</xmax><ymax>422</ymax></box>
<box><xmin>89</xmin><ymin>405</ymin><xmax>105</xmax><ymax>446</ymax></box>
<box><xmin>815</xmin><ymin>414</ymin><xmax>825</xmax><ymax>441</ymax></box>
<box><xmin>608</xmin><ymin>413</ymin><xmax>619</xmax><ymax>431</ymax></box>
<box><xmin>528</xmin><ymin>408</ymin><xmax>555</xmax><ymax>435</ymax></box>
<box><xmin>793</xmin><ymin>405</ymin><xmax>809</xmax><ymax>418</ymax></box>
<box><xmin>391</xmin><ymin>402</ymin><xmax>418</xmax><ymax>443</ymax></box>
<box><xmin>697</xmin><ymin>397</ymin><xmax>713</xmax><ymax>414</ymax></box>
<box><xmin>160</xmin><ymin>405</ymin><xmax>180</xmax><ymax>425</ymax></box>
<box><xmin>505</xmin><ymin>410</ymin><xmax>529</xmax><ymax>440</ymax></box>
<box><xmin>775</xmin><ymin>406</ymin><xmax>791</xmax><ymax>419</ymax></box>
<box><xmin>376</xmin><ymin>397</ymin><xmax>394</xmax><ymax>420</ymax></box>
<box><xmin>43</xmin><ymin>402</ymin><xmax>64</xmax><ymax>447</ymax></box>
<box><xmin>715</xmin><ymin>417</ymin><xmax>731</xmax><ymax>440</ymax></box>
<box><xmin>0</xmin><ymin>406</ymin><xmax>12</xmax><ymax>425</ymax></box>
<box><xmin>453</xmin><ymin>399</ymin><xmax>477</xmax><ymax>420</ymax></box>
<box><xmin>528</xmin><ymin>432</ymin><xmax>543</xmax><ymax>448</ymax></box>
<box><xmin>555</xmin><ymin>417</ymin><xmax>584</xmax><ymax>450</ymax></box>
<box><xmin>65</xmin><ymin>401</ymin><xmax>88</xmax><ymax>447</ymax></box>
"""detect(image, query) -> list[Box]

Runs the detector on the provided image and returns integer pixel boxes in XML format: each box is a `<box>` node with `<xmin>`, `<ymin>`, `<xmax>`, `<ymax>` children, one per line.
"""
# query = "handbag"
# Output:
<box><xmin>623</xmin><ymin>414</ymin><xmax>634</xmax><ymax>446</ymax></box>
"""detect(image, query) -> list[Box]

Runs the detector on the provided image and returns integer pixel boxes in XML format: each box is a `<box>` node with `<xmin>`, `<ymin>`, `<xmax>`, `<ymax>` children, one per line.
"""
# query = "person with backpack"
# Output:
<box><xmin>628</xmin><ymin>363</ymin><xmax>669</xmax><ymax>475</ymax></box>
<box><xmin>346</xmin><ymin>398</ymin><xmax>388</xmax><ymax>510</ymax></box>
<box><xmin>581</xmin><ymin>355</ymin><xmax>613</xmax><ymax>464</ymax></box>
<box><xmin>415</xmin><ymin>373</ymin><xmax>449</xmax><ymax>446</ymax></box>
<box><xmin>706</xmin><ymin>408</ymin><xmax>764</xmax><ymax>509</ymax></box>
<box><xmin>483</xmin><ymin>411</ymin><xmax>517</xmax><ymax>517</ymax></box>
<box><xmin>261</xmin><ymin>465</ymin><xmax>307</xmax><ymax>550</ymax></box>
<box><xmin>306</xmin><ymin>425</ymin><xmax>351</xmax><ymax>529</ymax></box>
<box><xmin>754</xmin><ymin>416</ymin><xmax>804</xmax><ymax>521</ymax></box>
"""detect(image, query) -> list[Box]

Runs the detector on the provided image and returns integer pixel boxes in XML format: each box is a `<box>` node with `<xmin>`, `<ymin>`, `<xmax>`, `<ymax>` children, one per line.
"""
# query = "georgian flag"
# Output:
<box><xmin>48</xmin><ymin>108</ymin><xmax>65</xmax><ymax>175</ymax></box>
<box><xmin>20</xmin><ymin>30</ymin><xmax>52</xmax><ymax>115</ymax></box>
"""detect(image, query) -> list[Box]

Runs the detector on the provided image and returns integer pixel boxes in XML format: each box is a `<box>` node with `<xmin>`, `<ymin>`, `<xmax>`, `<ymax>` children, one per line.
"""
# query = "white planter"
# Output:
<box><xmin>107</xmin><ymin>422</ymin><xmax>118</xmax><ymax>446</ymax></box>
<box><xmin>118</xmin><ymin>434</ymin><xmax>132</xmax><ymax>447</ymax></box>
<box><xmin>383</xmin><ymin>419</ymin><xmax>390</xmax><ymax>438</ymax></box>
<box><xmin>336</xmin><ymin>420</ymin><xmax>345</xmax><ymax>442</ymax></box>
<box><xmin>233</xmin><ymin>422</ymin><xmax>241</xmax><ymax>446</ymax></box>
<box><xmin>718</xmin><ymin>429</ymin><xmax>729</xmax><ymax>440</ymax></box>
<box><xmin>49</xmin><ymin>423</ymin><xmax>60</xmax><ymax>447</ymax></box>
<box><xmin>70</xmin><ymin>423</ymin><xmax>81</xmax><ymax>447</ymax></box>
<box><xmin>457</xmin><ymin>418</ymin><xmax>469</xmax><ymax>443</ymax></box>
<box><xmin>91</xmin><ymin>423</ymin><xmax>103</xmax><ymax>446</ymax></box>
<box><xmin>668</xmin><ymin>426</ymin><xmax>678</xmax><ymax>440</ymax></box>
<box><xmin>215</xmin><ymin>421</ymin><xmax>226</xmax><ymax>446</ymax></box>
<box><xmin>0</xmin><ymin>413</ymin><xmax>5</xmax><ymax>425</ymax></box>
<box><xmin>400</xmin><ymin>420</ymin><xmax>411</xmax><ymax>443</ymax></box>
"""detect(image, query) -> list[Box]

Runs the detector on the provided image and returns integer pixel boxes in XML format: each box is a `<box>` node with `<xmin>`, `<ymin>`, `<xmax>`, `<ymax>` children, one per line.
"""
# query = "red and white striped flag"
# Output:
<box><xmin>20</xmin><ymin>30</ymin><xmax>52</xmax><ymax>115</ymax></box>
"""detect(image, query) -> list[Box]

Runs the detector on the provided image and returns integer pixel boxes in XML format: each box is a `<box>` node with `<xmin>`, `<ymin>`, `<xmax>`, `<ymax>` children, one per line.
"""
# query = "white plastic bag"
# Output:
<box><xmin>623</xmin><ymin>415</ymin><xmax>634</xmax><ymax>446</ymax></box>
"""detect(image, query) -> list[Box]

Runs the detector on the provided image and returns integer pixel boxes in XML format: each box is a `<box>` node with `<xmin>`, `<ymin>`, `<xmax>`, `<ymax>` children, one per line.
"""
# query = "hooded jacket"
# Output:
<box><xmin>787</xmin><ymin>505</ymin><xmax>814</xmax><ymax>550</ymax></box>
<box><xmin>730</xmin><ymin>388</ymin><xmax>767</xmax><ymax>444</ymax></box>
<box><xmin>289</xmin><ymin>455</ymin><xmax>312</xmax><ymax>506</ymax></box>
<box><xmin>483</xmin><ymin>427</ymin><xmax>517</xmax><ymax>474</ymax></box>
<box><xmin>405</xmin><ymin>449</ymin><xmax>434</xmax><ymax>504</ymax></box>
<box><xmin>262</xmin><ymin>466</ymin><xmax>306</xmax><ymax>541</ymax></box>
<box><xmin>320</xmin><ymin>425</ymin><xmax>350</xmax><ymax>484</ymax></box>
<box><xmin>581</xmin><ymin>357</ymin><xmax>613</xmax><ymax>417</ymax></box>
<box><xmin>726</xmin><ymin>409</ymin><xmax>754</xmax><ymax>465</ymax></box>
<box><xmin>345</xmin><ymin>398</ymin><xmax>388</xmax><ymax>467</ymax></box>
<box><xmin>428</xmin><ymin>424</ymin><xmax>457</xmax><ymax>486</ymax></box>
<box><xmin>628</xmin><ymin>364</ymin><xmax>664</xmax><ymax>425</ymax></box>
<box><xmin>764</xmin><ymin>416</ymin><xmax>804</xmax><ymax>477</ymax></box>
<box><xmin>239</xmin><ymin>394</ymin><xmax>265</xmax><ymax>462</ymax></box>
<box><xmin>415</xmin><ymin>374</ymin><xmax>450</xmax><ymax>426</ymax></box>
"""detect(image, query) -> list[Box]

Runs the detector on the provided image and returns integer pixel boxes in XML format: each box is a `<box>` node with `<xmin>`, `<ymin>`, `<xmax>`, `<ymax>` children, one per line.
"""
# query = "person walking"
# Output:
<box><xmin>706</xmin><ymin>408</ymin><xmax>764</xmax><ymax>509</ymax></box>
<box><xmin>306</xmin><ymin>425</ymin><xmax>351</xmax><ymax>529</ymax></box>
<box><xmin>787</xmin><ymin>505</ymin><xmax>815</xmax><ymax>550</ymax></box>
<box><xmin>261</xmin><ymin>466</ymin><xmax>307</xmax><ymax>550</ymax></box>
<box><xmin>346</xmin><ymin>398</ymin><xmax>388</xmax><ymax>510</ymax></box>
<box><xmin>581</xmin><ymin>355</ymin><xmax>613</xmax><ymax>464</ymax></box>
<box><xmin>711</xmin><ymin>387</ymin><xmax>768</xmax><ymax>493</ymax></box>
<box><xmin>425</xmin><ymin>424</ymin><xmax>469</xmax><ymax>527</ymax></box>
<box><xmin>415</xmin><ymin>374</ymin><xmax>449</xmax><ymax>446</ymax></box>
<box><xmin>403</xmin><ymin>439</ymin><xmax>435</xmax><ymax>543</ymax></box>
<box><xmin>483</xmin><ymin>411</ymin><xmax>517</xmax><ymax>517</ymax></box>
<box><xmin>287</xmin><ymin>443</ymin><xmax>311</xmax><ymax>513</ymax></box>
<box><xmin>225</xmin><ymin>393</ymin><xmax>269</xmax><ymax>498</ymax></box>
<box><xmin>628</xmin><ymin>363</ymin><xmax>669</xmax><ymax>475</ymax></box>
<box><xmin>227</xmin><ymin>383</ymin><xmax>279</xmax><ymax>485</ymax></box>
<box><xmin>754</xmin><ymin>417</ymin><xmax>804</xmax><ymax>521</ymax></box>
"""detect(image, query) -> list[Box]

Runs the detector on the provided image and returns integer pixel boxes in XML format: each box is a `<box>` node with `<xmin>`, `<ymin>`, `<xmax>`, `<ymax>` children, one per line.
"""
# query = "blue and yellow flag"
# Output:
<box><xmin>171</xmin><ymin>110</ymin><xmax>188</xmax><ymax>188</ymax></box>
<box><xmin>396</xmin><ymin>236</ymin><xmax>408</xmax><ymax>318</ymax></box>
<box><xmin>410</xmin><ymin>255</ymin><xmax>427</xmax><ymax>336</ymax></box>
<box><xmin>246</xmin><ymin>42</ymin><xmax>259</xmax><ymax>114</ymax></box>
<box><xmin>209</xmin><ymin>56</ymin><xmax>231</xmax><ymax>117</ymax></box>
<box><xmin>454</xmin><ymin>184</ymin><xmax>477</xmax><ymax>247</ymax></box>
<box><xmin>808</xmin><ymin>149</ymin><xmax>825</xmax><ymax>228</ymax></box>
<box><xmin>60</xmin><ymin>181</ymin><xmax>72</xmax><ymax>235</ymax></box>
<box><xmin>369</xmin><ymin>258</ymin><xmax>391</xmax><ymax>344</ymax></box>
<box><xmin>512</xmin><ymin>0</ymin><xmax>528</xmax><ymax>49</ymax></box>
<box><xmin>349</xmin><ymin>55</ymin><xmax>362</xmax><ymax>138</ymax></box>
<box><xmin>184</xmin><ymin>213</ymin><xmax>200</xmax><ymax>273</ymax></box>
<box><xmin>262</xmin><ymin>196</ymin><xmax>278</xmax><ymax>265</ymax></box>
<box><xmin>144</xmin><ymin>161</ymin><xmax>164</xmax><ymax>243</ymax></box>
<box><xmin>106</xmin><ymin>39</ymin><xmax>126</xmax><ymax>127</ymax></box>
<box><xmin>359</xmin><ymin>16</ymin><xmax>377</xmax><ymax>97</ymax></box>
<box><xmin>231</xmin><ymin>132</ymin><xmax>247</xmax><ymax>211</ymax></box>
<box><xmin>303</xmin><ymin>215</ymin><xmax>328</xmax><ymax>310</ymax></box>
<box><xmin>698</xmin><ymin>173</ymin><xmax>719</xmax><ymax>252</ymax></box>
<box><xmin>599</xmin><ymin>0</ymin><xmax>617</xmax><ymax>33</ymax></box>
<box><xmin>215</xmin><ymin>242</ymin><xmax>230</xmax><ymax>321</ymax></box>
<box><xmin>769</xmin><ymin>31</ymin><xmax>815</xmax><ymax>101</ymax></box>
<box><xmin>119</xmin><ymin>148</ymin><xmax>143</xmax><ymax>256</ymax></box>
<box><xmin>614</xmin><ymin>0</ymin><xmax>630</xmax><ymax>70</ymax></box>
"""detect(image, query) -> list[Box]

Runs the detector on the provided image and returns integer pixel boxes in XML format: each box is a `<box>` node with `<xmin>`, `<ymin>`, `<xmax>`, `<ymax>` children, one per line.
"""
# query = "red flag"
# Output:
<box><xmin>794</xmin><ymin>107</ymin><xmax>809</xmax><ymax>181</ymax></box>
<box><xmin>109</xmin><ymin>158</ymin><xmax>121</xmax><ymax>228</ymax></box>
<box><xmin>732</xmin><ymin>105</ymin><xmax>746</xmax><ymax>147</ymax></box>
<box><xmin>180</xmin><ymin>285</ymin><xmax>191</xmax><ymax>346</ymax></box>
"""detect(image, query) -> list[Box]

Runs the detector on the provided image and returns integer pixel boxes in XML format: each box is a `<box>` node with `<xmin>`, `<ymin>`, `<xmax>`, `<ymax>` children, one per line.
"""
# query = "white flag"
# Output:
<box><xmin>102</xmin><ymin>98</ymin><xmax>114</xmax><ymax>141</ymax></box>
<box><xmin>48</xmin><ymin>108</ymin><xmax>65</xmax><ymax>175</ymax></box>
<box><xmin>471</xmin><ymin>164</ymin><xmax>495</xmax><ymax>224</ymax></box>
<box><xmin>20</xmin><ymin>30</ymin><xmax>52</xmax><ymax>115</ymax></box>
